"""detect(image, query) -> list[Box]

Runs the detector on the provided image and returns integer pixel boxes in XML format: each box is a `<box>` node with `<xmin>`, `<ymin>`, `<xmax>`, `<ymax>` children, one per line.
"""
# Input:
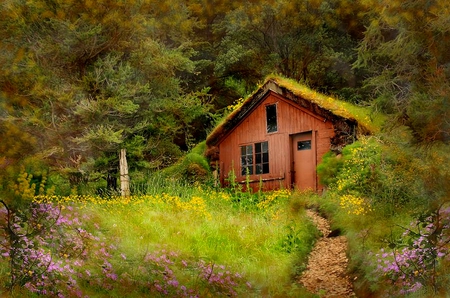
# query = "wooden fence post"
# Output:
<box><xmin>119</xmin><ymin>148</ymin><xmax>130</xmax><ymax>197</ymax></box>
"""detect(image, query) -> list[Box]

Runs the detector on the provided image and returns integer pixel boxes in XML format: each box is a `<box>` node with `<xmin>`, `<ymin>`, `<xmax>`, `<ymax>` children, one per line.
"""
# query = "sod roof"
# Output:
<box><xmin>206</xmin><ymin>75</ymin><xmax>383</xmax><ymax>147</ymax></box>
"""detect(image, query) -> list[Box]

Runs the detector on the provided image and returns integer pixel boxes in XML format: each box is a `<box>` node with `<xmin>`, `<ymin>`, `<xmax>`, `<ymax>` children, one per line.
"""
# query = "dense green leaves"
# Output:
<box><xmin>0</xmin><ymin>0</ymin><xmax>211</xmax><ymax>191</ymax></box>
<box><xmin>355</xmin><ymin>0</ymin><xmax>450</xmax><ymax>142</ymax></box>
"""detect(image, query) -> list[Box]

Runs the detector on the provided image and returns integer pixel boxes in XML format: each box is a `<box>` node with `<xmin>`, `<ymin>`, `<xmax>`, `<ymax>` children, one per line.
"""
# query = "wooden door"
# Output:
<box><xmin>291</xmin><ymin>131</ymin><xmax>316</xmax><ymax>190</ymax></box>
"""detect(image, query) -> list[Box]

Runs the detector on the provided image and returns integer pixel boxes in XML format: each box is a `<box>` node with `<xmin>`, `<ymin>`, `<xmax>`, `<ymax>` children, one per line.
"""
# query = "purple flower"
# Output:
<box><xmin>106</xmin><ymin>273</ymin><xmax>118</xmax><ymax>281</ymax></box>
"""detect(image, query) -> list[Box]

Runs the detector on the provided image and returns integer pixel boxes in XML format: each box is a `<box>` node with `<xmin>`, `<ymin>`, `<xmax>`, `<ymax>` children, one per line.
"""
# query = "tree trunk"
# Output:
<box><xmin>106</xmin><ymin>171</ymin><xmax>117</xmax><ymax>192</ymax></box>
<box><xmin>119</xmin><ymin>148</ymin><xmax>130</xmax><ymax>197</ymax></box>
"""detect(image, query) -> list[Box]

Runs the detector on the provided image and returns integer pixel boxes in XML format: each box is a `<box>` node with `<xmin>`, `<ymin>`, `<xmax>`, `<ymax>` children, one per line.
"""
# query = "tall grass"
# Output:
<box><xmin>86</xmin><ymin>184</ymin><xmax>318</xmax><ymax>297</ymax></box>
<box><xmin>1</xmin><ymin>176</ymin><xmax>319</xmax><ymax>297</ymax></box>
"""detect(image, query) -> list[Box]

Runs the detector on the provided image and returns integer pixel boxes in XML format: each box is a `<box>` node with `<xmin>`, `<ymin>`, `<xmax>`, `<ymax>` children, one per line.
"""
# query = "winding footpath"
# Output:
<box><xmin>299</xmin><ymin>210</ymin><xmax>356</xmax><ymax>297</ymax></box>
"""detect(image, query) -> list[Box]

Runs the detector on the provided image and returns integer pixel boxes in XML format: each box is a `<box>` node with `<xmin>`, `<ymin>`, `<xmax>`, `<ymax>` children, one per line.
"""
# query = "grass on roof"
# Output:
<box><xmin>269</xmin><ymin>75</ymin><xmax>385</xmax><ymax>133</ymax></box>
<box><xmin>207</xmin><ymin>75</ymin><xmax>385</xmax><ymax>145</ymax></box>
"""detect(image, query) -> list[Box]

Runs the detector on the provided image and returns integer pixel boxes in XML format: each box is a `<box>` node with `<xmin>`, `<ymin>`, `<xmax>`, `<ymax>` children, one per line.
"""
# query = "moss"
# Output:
<box><xmin>206</xmin><ymin>74</ymin><xmax>385</xmax><ymax>147</ymax></box>
<box><xmin>270</xmin><ymin>75</ymin><xmax>385</xmax><ymax>133</ymax></box>
<box><xmin>190</xmin><ymin>141</ymin><xmax>207</xmax><ymax>156</ymax></box>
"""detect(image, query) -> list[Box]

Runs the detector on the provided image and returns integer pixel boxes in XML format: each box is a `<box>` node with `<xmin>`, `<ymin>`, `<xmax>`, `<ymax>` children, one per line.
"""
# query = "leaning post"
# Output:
<box><xmin>119</xmin><ymin>148</ymin><xmax>130</xmax><ymax>197</ymax></box>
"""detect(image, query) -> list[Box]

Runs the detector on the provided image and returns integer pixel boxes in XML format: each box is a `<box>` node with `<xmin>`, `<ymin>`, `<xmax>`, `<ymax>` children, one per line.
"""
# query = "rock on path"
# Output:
<box><xmin>299</xmin><ymin>210</ymin><xmax>356</xmax><ymax>297</ymax></box>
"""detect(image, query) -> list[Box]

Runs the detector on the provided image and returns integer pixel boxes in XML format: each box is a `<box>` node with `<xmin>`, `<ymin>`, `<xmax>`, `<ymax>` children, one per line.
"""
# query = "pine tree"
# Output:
<box><xmin>355</xmin><ymin>0</ymin><xmax>450</xmax><ymax>142</ymax></box>
<box><xmin>0</xmin><ymin>0</ymin><xmax>211</xmax><ymax>191</ymax></box>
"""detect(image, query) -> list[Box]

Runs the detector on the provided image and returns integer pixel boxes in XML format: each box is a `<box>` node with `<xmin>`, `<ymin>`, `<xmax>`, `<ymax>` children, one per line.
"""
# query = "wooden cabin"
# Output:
<box><xmin>206</xmin><ymin>76</ymin><xmax>371</xmax><ymax>192</ymax></box>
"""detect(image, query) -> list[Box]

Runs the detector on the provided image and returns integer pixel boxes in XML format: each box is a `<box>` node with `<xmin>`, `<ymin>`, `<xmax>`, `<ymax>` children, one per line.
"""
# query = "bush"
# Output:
<box><xmin>161</xmin><ymin>142</ymin><xmax>212</xmax><ymax>184</ymax></box>
<box><xmin>315</xmin><ymin>135</ymin><xmax>450</xmax><ymax>297</ymax></box>
<box><xmin>316</xmin><ymin>151</ymin><xmax>344</xmax><ymax>187</ymax></box>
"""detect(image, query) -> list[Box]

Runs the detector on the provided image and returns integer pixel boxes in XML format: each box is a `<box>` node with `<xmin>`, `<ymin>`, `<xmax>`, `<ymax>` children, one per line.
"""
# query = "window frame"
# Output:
<box><xmin>265</xmin><ymin>103</ymin><xmax>278</xmax><ymax>133</ymax></box>
<box><xmin>240</xmin><ymin>144</ymin><xmax>253</xmax><ymax>176</ymax></box>
<box><xmin>240</xmin><ymin>141</ymin><xmax>269</xmax><ymax>176</ymax></box>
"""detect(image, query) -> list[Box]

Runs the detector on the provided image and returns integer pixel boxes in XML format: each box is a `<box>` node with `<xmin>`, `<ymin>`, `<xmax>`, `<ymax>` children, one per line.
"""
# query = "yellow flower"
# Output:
<box><xmin>339</xmin><ymin>194</ymin><xmax>371</xmax><ymax>215</ymax></box>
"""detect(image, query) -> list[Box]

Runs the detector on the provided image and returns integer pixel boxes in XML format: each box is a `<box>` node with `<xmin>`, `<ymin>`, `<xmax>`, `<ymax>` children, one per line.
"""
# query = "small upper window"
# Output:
<box><xmin>266</xmin><ymin>104</ymin><xmax>277</xmax><ymax>133</ymax></box>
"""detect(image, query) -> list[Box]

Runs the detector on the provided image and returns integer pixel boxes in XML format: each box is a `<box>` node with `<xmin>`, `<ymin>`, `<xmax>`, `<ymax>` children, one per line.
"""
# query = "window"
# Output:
<box><xmin>255</xmin><ymin>142</ymin><xmax>269</xmax><ymax>174</ymax></box>
<box><xmin>240</xmin><ymin>141</ymin><xmax>269</xmax><ymax>176</ymax></box>
<box><xmin>240</xmin><ymin>145</ymin><xmax>253</xmax><ymax>175</ymax></box>
<box><xmin>297</xmin><ymin>140</ymin><xmax>311</xmax><ymax>151</ymax></box>
<box><xmin>266</xmin><ymin>104</ymin><xmax>277</xmax><ymax>133</ymax></box>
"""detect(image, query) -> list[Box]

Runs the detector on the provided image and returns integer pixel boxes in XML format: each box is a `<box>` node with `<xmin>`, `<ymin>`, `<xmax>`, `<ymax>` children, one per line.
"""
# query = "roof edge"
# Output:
<box><xmin>206</xmin><ymin>75</ymin><xmax>382</xmax><ymax>147</ymax></box>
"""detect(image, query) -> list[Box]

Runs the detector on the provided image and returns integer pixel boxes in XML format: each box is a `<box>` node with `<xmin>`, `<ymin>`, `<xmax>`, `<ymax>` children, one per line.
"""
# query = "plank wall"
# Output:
<box><xmin>218</xmin><ymin>91</ymin><xmax>335</xmax><ymax>191</ymax></box>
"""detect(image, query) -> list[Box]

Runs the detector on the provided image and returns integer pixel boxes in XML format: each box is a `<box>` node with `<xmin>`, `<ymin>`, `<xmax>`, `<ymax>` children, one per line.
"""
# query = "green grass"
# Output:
<box><xmin>85</xmin><ymin>188</ymin><xmax>318</xmax><ymax>297</ymax></box>
<box><xmin>0</xmin><ymin>186</ymin><xmax>319</xmax><ymax>297</ymax></box>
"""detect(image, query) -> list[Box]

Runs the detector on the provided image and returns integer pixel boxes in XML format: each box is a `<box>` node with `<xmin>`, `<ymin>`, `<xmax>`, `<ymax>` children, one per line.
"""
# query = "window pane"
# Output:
<box><xmin>255</xmin><ymin>142</ymin><xmax>261</xmax><ymax>153</ymax></box>
<box><xmin>241</xmin><ymin>142</ymin><xmax>270</xmax><ymax>176</ymax></box>
<box><xmin>240</xmin><ymin>145</ymin><xmax>254</xmax><ymax>176</ymax></box>
<box><xmin>244</xmin><ymin>166</ymin><xmax>254</xmax><ymax>175</ymax></box>
<box><xmin>266</xmin><ymin>105</ymin><xmax>277</xmax><ymax>133</ymax></box>
<box><xmin>297</xmin><ymin>140</ymin><xmax>311</xmax><ymax>151</ymax></box>
<box><xmin>242</xmin><ymin>167</ymin><xmax>248</xmax><ymax>176</ymax></box>
<box><xmin>255</xmin><ymin>164</ymin><xmax>262</xmax><ymax>174</ymax></box>
<box><xmin>254</xmin><ymin>141</ymin><xmax>270</xmax><ymax>175</ymax></box>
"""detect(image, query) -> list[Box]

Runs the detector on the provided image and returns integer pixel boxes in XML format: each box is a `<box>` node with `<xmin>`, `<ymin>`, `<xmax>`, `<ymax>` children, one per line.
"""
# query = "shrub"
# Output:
<box><xmin>161</xmin><ymin>142</ymin><xmax>212</xmax><ymax>184</ymax></box>
<box><xmin>373</xmin><ymin>206</ymin><xmax>450</xmax><ymax>296</ymax></box>
<box><xmin>0</xmin><ymin>201</ymin><xmax>93</xmax><ymax>296</ymax></box>
<box><xmin>316</xmin><ymin>151</ymin><xmax>344</xmax><ymax>187</ymax></box>
<box><xmin>315</xmin><ymin>135</ymin><xmax>450</xmax><ymax>297</ymax></box>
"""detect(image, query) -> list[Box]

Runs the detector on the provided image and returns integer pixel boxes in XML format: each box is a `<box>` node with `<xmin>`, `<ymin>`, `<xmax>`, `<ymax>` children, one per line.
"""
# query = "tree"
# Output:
<box><xmin>355</xmin><ymin>0</ymin><xmax>450</xmax><ymax>142</ymax></box>
<box><xmin>188</xmin><ymin>0</ymin><xmax>370</xmax><ymax>109</ymax></box>
<box><xmin>0</xmin><ymin>0</ymin><xmax>212</xmax><ymax>192</ymax></box>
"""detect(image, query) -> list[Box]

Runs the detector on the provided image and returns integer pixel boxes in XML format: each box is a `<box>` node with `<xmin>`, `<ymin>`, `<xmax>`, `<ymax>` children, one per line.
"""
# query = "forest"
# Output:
<box><xmin>0</xmin><ymin>0</ymin><xmax>449</xmax><ymax>297</ymax></box>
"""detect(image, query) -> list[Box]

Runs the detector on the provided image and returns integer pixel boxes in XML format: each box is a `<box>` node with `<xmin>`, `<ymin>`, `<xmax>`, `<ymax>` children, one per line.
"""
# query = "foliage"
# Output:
<box><xmin>215</xmin><ymin>0</ymin><xmax>362</xmax><ymax>86</ymax></box>
<box><xmin>318</xmin><ymin>137</ymin><xmax>381</xmax><ymax>214</ymax></box>
<box><xmin>373</xmin><ymin>206</ymin><xmax>450</xmax><ymax>296</ymax></box>
<box><xmin>0</xmin><ymin>198</ymin><xmax>246</xmax><ymax>297</ymax></box>
<box><xmin>160</xmin><ymin>141</ymin><xmax>212</xmax><ymax>184</ymax></box>
<box><xmin>1</xmin><ymin>0</ymin><xmax>450</xmax><ymax>296</ymax></box>
<box><xmin>317</xmin><ymin>136</ymin><xmax>433</xmax><ymax>217</ymax></box>
<box><xmin>186</xmin><ymin>0</ymin><xmax>371</xmax><ymax>111</ymax></box>
<box><xmin>355</xmin><ymin>0</ymin><xmax>450</xmax><ymax>143</ymax></box>
<box><xmin>315</xmin><ymin>135</ymin><xmax>450</xmax><ymax>296</ymax></box>
<box><xmin>0</xmin><ymin>181</ymin><xmax>318</xmax><ymax>297</ymax></box>
<box><xmin>0</xmin><ymin>0</ymin><xmax>213</xmax><ymax>192</ymax></box>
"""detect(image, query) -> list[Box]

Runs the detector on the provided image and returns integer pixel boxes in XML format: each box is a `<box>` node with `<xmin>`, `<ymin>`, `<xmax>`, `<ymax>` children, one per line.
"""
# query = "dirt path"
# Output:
<box><xmin>299</xmin><ymin>210</ymin><xmax>356</xmax><ymax>297</ymax></box>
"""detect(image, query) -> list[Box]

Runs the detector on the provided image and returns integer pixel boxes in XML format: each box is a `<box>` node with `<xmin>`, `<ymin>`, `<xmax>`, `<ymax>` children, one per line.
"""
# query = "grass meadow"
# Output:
<box><xmin>2</xmin><ymin>137</ymin><xmax>449</xmax><ymax>297</ymax></box>
<box><xmin>0</xmin><ymin>178</ymin><xmax>319</xmax><ymax>297</ymax></box>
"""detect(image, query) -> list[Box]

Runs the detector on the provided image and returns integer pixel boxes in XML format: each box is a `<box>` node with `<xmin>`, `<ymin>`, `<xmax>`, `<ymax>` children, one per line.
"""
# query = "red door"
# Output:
<box><xmin>291</xmin><ymin>131</ymin><xmax>316</xmax><ymax>191</ymax></box>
